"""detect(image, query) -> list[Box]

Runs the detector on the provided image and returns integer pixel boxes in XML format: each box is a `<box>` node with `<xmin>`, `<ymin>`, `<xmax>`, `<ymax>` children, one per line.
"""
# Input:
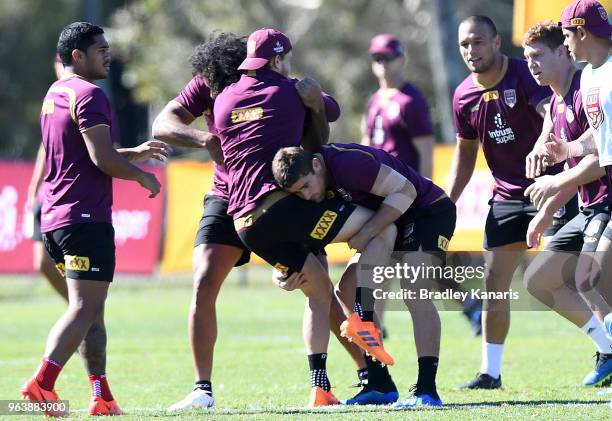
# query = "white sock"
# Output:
<box><xmin>581</xmin><ymin>315</ymin><xmax>612</xmax><ymax>354</ymax></box>
<box><xmin>480</xmin><ymin>342</ymin><xmax>503</xmax><ymax>378</ymax></box>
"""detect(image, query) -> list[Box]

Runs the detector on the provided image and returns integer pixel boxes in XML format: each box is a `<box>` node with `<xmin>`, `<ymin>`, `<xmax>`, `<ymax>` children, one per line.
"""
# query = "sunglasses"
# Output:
<box><xmin>371</xmin><ymin>53</ymin><xmax>401</xmax><ymax>63</ymax></box>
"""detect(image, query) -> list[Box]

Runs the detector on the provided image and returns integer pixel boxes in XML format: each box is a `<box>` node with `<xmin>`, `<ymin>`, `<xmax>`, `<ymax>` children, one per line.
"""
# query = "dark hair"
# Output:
<box><xmin>57</xmin><ymin>22</ymin><xmax>104</xmax><ymax>66</ymax></box>
<box><xmin>272</xmin><ymin>147</ymin><xmax>315</xmax><ymax>188</ymax></box>
<box><xmin>460</xmin><ymin>15</ymin><xmax>498</xmax><ymax>37</ymax></box>
<box><xmin>523</xmin><ymin>21</ymin><xmax>566</xmax><ymax>52</ymax></box>
<box><xmin>190</xmin><ymin>32</ymin><xmax>247</xmax><ymax>98</ymax></box>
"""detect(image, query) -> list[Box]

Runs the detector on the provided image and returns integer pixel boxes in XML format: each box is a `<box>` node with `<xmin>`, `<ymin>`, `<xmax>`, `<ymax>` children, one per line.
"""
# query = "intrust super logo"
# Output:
<box><xmin>65</xmin><ymin>255</ymin><xmax>90</xmax><ymax>271</ymax></box>
<box><xmin>310</xmin><ymin>211</ymin><xmax>337</xmax><ymax>240</ymax></box>
<box><xmin>231</xmin><ymin>107</ymin><xmax>263</xmax><ymax>123</ymax></box>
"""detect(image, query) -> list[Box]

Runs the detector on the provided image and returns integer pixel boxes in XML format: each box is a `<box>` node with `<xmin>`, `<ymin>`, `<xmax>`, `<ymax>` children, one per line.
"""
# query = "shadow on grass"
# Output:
<box><xmin>121</xmin><ymin>399</ymin><xmax>608</xmax><ymax>417</ymax></box>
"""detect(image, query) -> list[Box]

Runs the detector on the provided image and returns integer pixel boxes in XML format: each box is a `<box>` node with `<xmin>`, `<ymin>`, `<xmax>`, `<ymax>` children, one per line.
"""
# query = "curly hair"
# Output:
<box><xmin>523</xmin><ymin>21</ymin><xmax>565</xmax><ymax>51</ymax></box>
<box><xmin>190</xmin><ymin>32</ymin><xmax>247</xmax><ymax>98</ymax></box>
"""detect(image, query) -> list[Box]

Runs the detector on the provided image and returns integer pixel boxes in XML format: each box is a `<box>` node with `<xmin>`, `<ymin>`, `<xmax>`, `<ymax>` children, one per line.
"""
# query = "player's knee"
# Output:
<box><xmin>523</xmin><ymin>264</ymin><xmax>544</xmax><ymax>293</ymax></box>
<box><xmin>575</xmin><ymin>266</ymin><xmax>599</xmax><ymax>293</ymax></box>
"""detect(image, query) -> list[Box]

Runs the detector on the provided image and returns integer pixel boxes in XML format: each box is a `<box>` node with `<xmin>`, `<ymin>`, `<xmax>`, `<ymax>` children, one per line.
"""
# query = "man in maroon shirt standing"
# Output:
<box><xmin>20</xmin><ymin>22</ymin><xmax>167</xmax><ymax>417</ymax></box>
<box><xmin>449</xmin><ymin>16</ymin><xmax>577</xmax><ymax>390</ymax></box>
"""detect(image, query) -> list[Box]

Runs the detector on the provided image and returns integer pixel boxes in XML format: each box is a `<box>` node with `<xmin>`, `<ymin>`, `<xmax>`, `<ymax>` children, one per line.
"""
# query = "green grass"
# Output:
<box><xmin>1</xmin><ymin>267</ymin><xmax>610</xmax><ymax>420</ymax></box>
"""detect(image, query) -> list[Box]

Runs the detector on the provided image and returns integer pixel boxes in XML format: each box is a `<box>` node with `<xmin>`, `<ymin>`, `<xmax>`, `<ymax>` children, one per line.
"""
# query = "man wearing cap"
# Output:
<box><xmin>542</xmin><ymin>0</ymin><xmax>612</xmax><ymax>339</ymax></box>
<box><xmin>363</xmin><ymin>34</ymin><xmax>434</xmax><ymax>178</ymax></box>
<box><xmin>214</xmin><ymin>28</ymin><xmax>398</xmax><ymax>407</ymax></box>
<box><xmin>449</xmin><ymin>15</ymin><xmax>578</xmax><ymax>391</ymax></box>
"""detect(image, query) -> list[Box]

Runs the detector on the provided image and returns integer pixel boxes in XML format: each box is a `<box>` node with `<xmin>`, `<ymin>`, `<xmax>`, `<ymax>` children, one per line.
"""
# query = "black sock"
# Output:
<box><xmin>194</xmin><ymin>380</ymin><xmax>212</xmax><ymax>393</ymax></box>
<box><xmin>355</xmin><ymin>287</ymin><xmax>375</xmax><ymax>322</ymax></box>
<box><xmin>308</xmin><ymin>353</ymin><xmax>331</xmax><ymax>391</ymax></box>
<box><xmin>416</xmin><ymin>357</ymin><xmax>439</xmax><ymax>399</ymax></box>
<box><xmin>357</xmin><ymin>368</ymin><xmax>368</xmax><ymax>385</ymax></box>
<box><xmin>364</xmin><ymin>354</ymin><xmax>395</xmax><ymax>392</ymax></box>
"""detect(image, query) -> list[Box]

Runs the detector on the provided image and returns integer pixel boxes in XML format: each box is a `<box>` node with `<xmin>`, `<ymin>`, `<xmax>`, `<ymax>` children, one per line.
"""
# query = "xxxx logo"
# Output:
<box><xmin>231</xmin><ymin>107</ymin><xmax>263</xmax><ymax>123</ymax></box>
<box><xmin>585</xmin><ymin>88</ymin><xmax>603</xmax><ymax>130</ymax></box>
<box><xmin>65</xmin><ymin>255</ymin><xmax>90</xmax><ymax>271</ymax></box>
<box><xmin>310</xmin><ymin>211</ymin><xmax>338</xmax><ymax>240</ymax></box>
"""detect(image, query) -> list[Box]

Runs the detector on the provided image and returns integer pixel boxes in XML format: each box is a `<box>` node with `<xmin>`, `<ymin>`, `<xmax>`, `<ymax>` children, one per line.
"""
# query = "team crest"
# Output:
<box><xmin>585</xmin><ymin>88</ymin><xmax>603</xmax><ymax>130</ymax></box>
<box><xmin>503</xmin><ymin>89</ymin><xmax>517</xmax><ymax>108</ymax></box>
<box><xmin>386</xmin><ymin>102</ymin><xmax>401</xmax><ymax>119</ymax></box>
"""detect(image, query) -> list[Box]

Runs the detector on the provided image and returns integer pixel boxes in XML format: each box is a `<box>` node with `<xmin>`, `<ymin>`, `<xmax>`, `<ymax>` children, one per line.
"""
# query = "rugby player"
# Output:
<box><xmin>449</xmin><ymin>16</ymin><xmax>577</xmax><ymax>390</ymax></box>
<box><xmin>538</xmin><ymin>0</ymin><xmax>612</xmax><ymax>338</ymax></box>
<box><xmin>364</xmin><ymin>33</ymin><xmax>482</xmax><ymax>335</ymax></box>
<box><xmin>522</xmin><ymin>21</ymin><xmax>612</xmax><ymax>387</ymax></box>
<box><xmin>20</xmin><ymin>22</ymin><xmax>167</xmax><ymax>417</ymax></box>
<box><xmin>273</xmin><ymin>142</ymin><xmax>456</xmax><ymax>408</ymax></box>
<box><xmin>213</xmin><ymin>28</ymin><xmax>398</xmax><ymax>406</ymax></box>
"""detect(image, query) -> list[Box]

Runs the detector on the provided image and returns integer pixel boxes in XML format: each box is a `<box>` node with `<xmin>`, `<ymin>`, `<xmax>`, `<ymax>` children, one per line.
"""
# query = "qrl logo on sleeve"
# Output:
<box><xmin>310</xmin><ymin>211</ymin><xmax>338</xmax><ymax>240</ymax></box>
<box><xmin>65</xmin><ymin>255</ymin><xmax>90</xmax><ymax>271</ymax></box>
<box><xmin>585</xmin><ymin>88</ymin><xmax>603</xmax><ymax>130</ymax></box>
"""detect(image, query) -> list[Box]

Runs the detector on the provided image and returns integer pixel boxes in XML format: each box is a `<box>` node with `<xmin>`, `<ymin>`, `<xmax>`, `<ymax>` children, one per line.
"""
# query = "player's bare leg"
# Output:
<box><xmin>456</xmin><ymin>242</ymin><xmax>525</xmax><ymax>390</ymax></box>
<box><xmin>33</xmin><ymin>242</ymin><xmax>68</xmax><ymax>299</ymax></box>
<box><xmin>525</xmin><ymin>250</ymin><xmax>612</xmax><ymax>386</ymax></box>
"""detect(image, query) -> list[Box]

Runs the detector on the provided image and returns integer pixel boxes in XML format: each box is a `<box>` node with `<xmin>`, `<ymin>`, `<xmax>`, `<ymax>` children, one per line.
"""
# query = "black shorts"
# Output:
<box><xmin>236</xmin><ymin>192</ymin><xmax>355</xmax><ymax>274</ymax></box>
<box><xmin>32</xmin><ymin>201</ymin><xmax>43</xmax><ymax>241</ymax></box>
<box><xmin>194</xmin><ymin>194</ymin><xmax>250</xmax><ymax>267</ymax></box>
<box><xmin>42</xmin><ymin>222</ymin><xmax>115</xmax><ymax>281</ymax></box>
<box><xmin>395</xmin><ymin>198</ymin><xmax>457</xmax><ymax>252</ymax></box>
<box><xmin>545</xmin><ymin>203</ymin><xmax>610</xmax><ymax>252</ymax></box>
<box><xmin>483</xmin><ymin>196</ymin><xmax>579</xmax><ymax>249</ymax></box>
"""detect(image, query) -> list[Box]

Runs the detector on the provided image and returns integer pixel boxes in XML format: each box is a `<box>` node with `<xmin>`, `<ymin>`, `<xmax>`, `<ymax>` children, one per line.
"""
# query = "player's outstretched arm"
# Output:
<box><xmin>447</xmin><ymin>137</ymin><xmax>479</xmax><ymax>203</ymax></box>
<box><xmin>82</xmin><ymin>125</ymin><xmax>161</xmax><ymax>197</ymax></box>
<box><xmin>152</xmin><ymin>101</ymin><xmax>223</xmax><ymax>163</ymax></box>
<box><xmin>544</xmin><ymin>129</ymin><xmax>597</xmax><ymax>166</ymax></box>
<box><xmin>117</xmin><ymin>140</ymin><xmax>172</xmax><ymax>163</ymax></box>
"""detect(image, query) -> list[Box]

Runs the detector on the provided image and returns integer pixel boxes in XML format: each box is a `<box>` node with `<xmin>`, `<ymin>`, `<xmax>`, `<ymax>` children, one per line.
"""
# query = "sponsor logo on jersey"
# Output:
<box><xmin>488</xmin><ymin>113</ymin><xmax>516</xmax><ymax>144</ymax></box>
<box><xmin>503</xmin><ymin>89</ymin><xmax>517</xmax><ymax>108</ymax></box>
<box><xmin>437</xmin><ymin>235</ymin><xmax>449</xmax><ymax>251</ymax></box>
<box><xmin>336</xmin><ymin>188</ymin><xmax>352</xmax><ymax>202</ymax></box>
<box><xmin>65</xmin><ymin>255</ymin><xmax>90</xmax><ymax>271</ymax></box>
<box><xmin>231</xmin><ymin>107</ymin><xmax>264</xmax><ymax>123</ymax></box>
<box><xmin>482</xmin><ymin>90</ymin><xmax>499</xmax><ymax>102</ymax></box>
<box><xmin>42</xmin><ymin>100</ymin><xmax>55</xmax><ymax>115</ymax></box>
<box><xmin>585</xmin><ymin>88</ymin><xmax>603</xmax><ymax>130</ymax></box>
<box><xmin>310</xmin><ymin>210</ymin><xmax>338</xmax><ymax>240</ymax></box>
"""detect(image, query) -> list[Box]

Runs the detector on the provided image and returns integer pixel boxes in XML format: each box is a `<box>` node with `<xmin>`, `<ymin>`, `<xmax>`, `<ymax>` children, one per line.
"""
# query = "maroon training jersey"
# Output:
<box><xmin>40</xmin><ymin>74</ymin><xmax>118</xmax><ymax>232</ymax></box>
<box><xmin>364</xmin><ymin>82</ymin><xmax>433</xmax><ymax>170</ymax></box>
<box><xmin>550</xmin><ymin>70</ymin><xmax>607</xmax><ymax>207</ymax></box>
<box><xmin>214</xmin><ymin>69</ymin><xmax>340</xmax><ymax>218</ymax></box>
<box><xmin>453</xmin><ymin>56</ymin><xmax>554</xmax><ymax>200</ymax></box>
<box><xmin>318</xmin><ymin>143</ymin><xmax>444</xmax><ymax>211</ymax></box>
<box><xmin>174</xmin><ymin>75</ymin><xmax>229</xmax><ymax>200</ymax></box>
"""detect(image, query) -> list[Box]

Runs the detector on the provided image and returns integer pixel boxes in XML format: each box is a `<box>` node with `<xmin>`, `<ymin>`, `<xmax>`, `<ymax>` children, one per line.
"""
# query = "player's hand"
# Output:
<box><xmin>272</xmin><ymin>268</ymin><xmax>306</xmax><ymax>291</ymax></box>
<box><xmin>137</xmin><ymin>171</ymin><xmax>161</xmax><ymax>198</ymax></box>
<box><xmin>204</xmin><ymin>134</ymin><xmax>224</xmax><ymax>165</ymax></box>
<box><xmin>543</xmin><ymin>133</ymin><xmax>568</xmax><ymax>167</ymax></box>
<box><xmin>131</xmin><ymin>140</ymin><xmax>173</xmax><ymax>163</ymax></box>
<box><xmin>525</xmin><ymin>143</ymin><xmax>547</xmax><ymax>179</ymax></box>
<box><xmin>25</xmin><ymin>193</ymin><xmax>37</xmax><ymax>211</ymax></box>
<box><xmin>348</xmin><ymin>231</ymin><xmax>374</xmax><ymax>253</ymax></box>
<box><xmin>296</xmin><ymin>77</ymin><xmax>324</xmax><ymax>112</ymax></box>
<box><xmin>526</xmin><ymin>210</ymin><xmax>553</xmax><ymax>248</ymax></box>
<box><xmin>524</xmin><ymin>175</ymin><xmax>559</xmax><ymax>210</ymax></box>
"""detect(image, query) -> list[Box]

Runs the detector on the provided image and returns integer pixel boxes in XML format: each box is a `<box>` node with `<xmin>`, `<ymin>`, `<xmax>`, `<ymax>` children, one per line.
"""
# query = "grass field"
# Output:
<box><xmin>1</xmin><ymin>266</ymin><xmax>611</xmax><ymax>420</ymax></box>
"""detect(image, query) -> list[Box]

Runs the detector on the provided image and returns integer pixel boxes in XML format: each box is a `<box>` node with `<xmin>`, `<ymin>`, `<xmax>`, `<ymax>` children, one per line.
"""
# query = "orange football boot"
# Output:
<box><xmin>88</xmin><ymin>396</ymin><xmax>124</xmax><ymax>416</ymax></box>
<box><xmin>340</xmin><ymin>312</ymin><xmax>394</xmax><ymax>366</ymax></box>
<box><xmin>308</xmin><ymin>387</ymin><xmax>340</xmax><ymax>407</ymax></box>
<box><xmin>20</xmin><ymin>377</ymin><xmax>69</xmax><ymax>418</ymax></box>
